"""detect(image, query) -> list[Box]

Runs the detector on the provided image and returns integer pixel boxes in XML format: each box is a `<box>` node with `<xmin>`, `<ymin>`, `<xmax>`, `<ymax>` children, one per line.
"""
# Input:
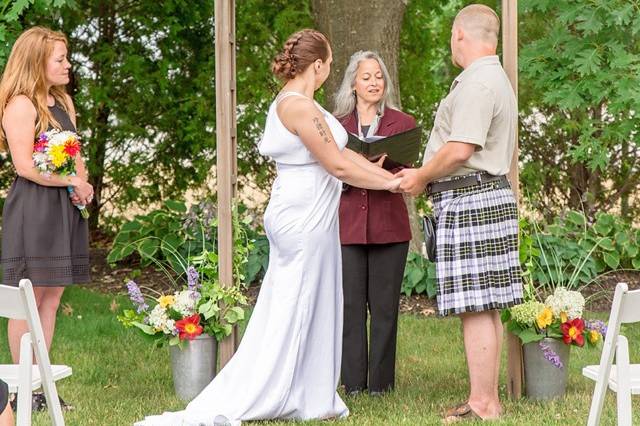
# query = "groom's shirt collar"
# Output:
<box><xmin>451</xmin><ymin>55</ymin><xmax>501</xmax><ymax>91</ymax></box>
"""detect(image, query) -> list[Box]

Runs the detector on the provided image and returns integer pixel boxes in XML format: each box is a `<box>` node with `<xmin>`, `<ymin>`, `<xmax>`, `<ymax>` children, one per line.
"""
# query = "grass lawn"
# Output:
<box><xmin>0</xmin><ymin>286</ymin><xmax>638</xmax><ymax>425</ymax></box>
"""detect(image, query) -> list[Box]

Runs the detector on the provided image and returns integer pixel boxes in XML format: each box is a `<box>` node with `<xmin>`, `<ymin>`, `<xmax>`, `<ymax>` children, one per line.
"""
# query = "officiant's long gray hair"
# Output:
<box><xmin>333</xmin><ymin>50</ymin><xmax>398</xmax><ymax>119</ymax></box>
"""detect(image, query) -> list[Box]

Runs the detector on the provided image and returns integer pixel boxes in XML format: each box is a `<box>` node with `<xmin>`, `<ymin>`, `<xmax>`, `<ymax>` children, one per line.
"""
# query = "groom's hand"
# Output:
<box><xmin>396</xmin><ymin>168</ymin><xmax>427</xmax><ymax>196</ymax></box>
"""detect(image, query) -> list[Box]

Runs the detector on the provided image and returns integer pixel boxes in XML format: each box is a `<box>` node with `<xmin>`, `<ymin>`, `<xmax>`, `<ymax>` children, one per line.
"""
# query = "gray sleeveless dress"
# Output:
<box><xmin>1</xmin><ymin>103</ymin><xmax>90</xmax><ymax>286</ymax></box>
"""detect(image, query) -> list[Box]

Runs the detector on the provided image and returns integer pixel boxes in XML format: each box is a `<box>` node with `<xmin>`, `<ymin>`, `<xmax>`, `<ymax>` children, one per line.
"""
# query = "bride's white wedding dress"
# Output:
<box><xmin>135</xmin><ymin>92</ymin><xmax>349</xmax><ymax>425</ymax></box>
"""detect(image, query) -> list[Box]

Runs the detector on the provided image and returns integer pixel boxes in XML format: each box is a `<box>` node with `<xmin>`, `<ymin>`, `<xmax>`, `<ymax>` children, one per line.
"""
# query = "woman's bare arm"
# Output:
<box><xmin>3</xmin><ymin>96</ymin><xmax>92</xmax><ymax>196</ymax></box>
<box><xmin>278</xmin><ymin>97</ymin><xmax>400</xmax><ymax>191</ymax></box>
<box><xmin>342</xmin><ymin>148</ymin><xmax>392</xmax><ymax>180</ymax></box>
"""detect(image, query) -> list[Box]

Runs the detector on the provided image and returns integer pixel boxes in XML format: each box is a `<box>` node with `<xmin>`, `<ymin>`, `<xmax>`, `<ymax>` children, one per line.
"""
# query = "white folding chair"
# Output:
<box><xmin>583</xmin><ymin>282</ymin><xmax>640</xmax><ymax>426</ymax></box>
<box><xmin>0</xmin><ymin>279</ymin><xmax>72</xmax><ymax>426</ymax></box>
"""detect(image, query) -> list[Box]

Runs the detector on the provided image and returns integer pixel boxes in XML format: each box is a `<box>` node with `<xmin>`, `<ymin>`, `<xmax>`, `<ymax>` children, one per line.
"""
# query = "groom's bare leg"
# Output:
<box><xmin>460</xmin><ymin>311</ymin><xmax>502</xmax><ymax>419</ymax></box>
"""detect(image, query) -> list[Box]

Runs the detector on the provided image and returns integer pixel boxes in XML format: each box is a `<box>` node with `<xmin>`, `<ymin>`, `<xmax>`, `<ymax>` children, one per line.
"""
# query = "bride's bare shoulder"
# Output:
<box><xmin>276</xmin><ymin>96</ymin><xmax>318</xmax><ymax>133</ymax></box>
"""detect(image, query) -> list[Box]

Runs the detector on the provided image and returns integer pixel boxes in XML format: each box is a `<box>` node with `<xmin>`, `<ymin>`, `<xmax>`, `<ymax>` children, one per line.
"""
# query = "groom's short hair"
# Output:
<box><xmin>454</xmin><ymin>4</ymin><xmax>500</xmax><ymax>46</ymax></box>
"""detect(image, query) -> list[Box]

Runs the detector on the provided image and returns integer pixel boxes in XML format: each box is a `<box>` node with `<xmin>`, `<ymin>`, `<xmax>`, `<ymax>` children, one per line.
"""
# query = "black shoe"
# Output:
<box><xmin>8</xmin><ymin>392</ymin><xmax>46</xmax><ymax>412</ymax></box>
<box><xmin>30</xmin><ymin>392</ymin><xmax>75</xmax><ymax>412</ymax></box>
<box><xmin>8</xmin><ymin>393</ymin><xmax>16</xmax><ymax>412</ymax></box>
<box><xmin>32</xmin><ymin>392</ymin><xmax>47</xmax><ymax>412</ymax></box>
<box><xmin>369</xmin><ymin>387</ymin><xmax>392</xmax><ymax>397</ymax></box>
<box><xmin>345</xmin><ymin>387</ymin><xmax>365</xmax><ymax>397</ymax></box>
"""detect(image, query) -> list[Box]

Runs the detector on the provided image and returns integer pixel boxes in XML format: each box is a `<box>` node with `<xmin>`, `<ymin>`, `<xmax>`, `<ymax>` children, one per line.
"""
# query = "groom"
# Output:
<box><xmin>397</xmin><ymin>4</ymin><xmax>522</xmax><ymax>422</ymax></box>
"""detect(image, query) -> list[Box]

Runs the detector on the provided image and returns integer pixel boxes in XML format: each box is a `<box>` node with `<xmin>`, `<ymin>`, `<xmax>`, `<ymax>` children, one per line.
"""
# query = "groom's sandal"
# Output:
<box><xmin>443</xmin><ymin>403</ymin><xmax>481</xmax><ymax>423</ymax></box>
<box><xmin>444</xmin><ymin>401</ymin><xmax>469</xmax><ymax>417</ymax></box>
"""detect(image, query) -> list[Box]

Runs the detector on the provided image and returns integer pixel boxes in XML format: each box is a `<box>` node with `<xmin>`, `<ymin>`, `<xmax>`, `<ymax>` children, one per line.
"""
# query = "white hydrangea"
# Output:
<box><xmin>172</xmin><ymin>290</ymin><xmax>198</xmax><ymax>316</ymax></box>
<box><xmin>148</xmin><ymin>304</ymin><xmax>173</xmax><ymax>334</ymax></box>
<box><xmin>545</xmin><ymin>287</ymin><xmax>584</xmax><ymax>320</ymax></box>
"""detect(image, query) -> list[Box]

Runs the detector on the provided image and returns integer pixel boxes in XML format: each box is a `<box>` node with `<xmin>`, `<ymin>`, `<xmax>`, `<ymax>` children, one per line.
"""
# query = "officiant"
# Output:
<box><xmin>333</xmin><ymin>51</ymin><xmax>416</xmax><ymax>396</ymax></box>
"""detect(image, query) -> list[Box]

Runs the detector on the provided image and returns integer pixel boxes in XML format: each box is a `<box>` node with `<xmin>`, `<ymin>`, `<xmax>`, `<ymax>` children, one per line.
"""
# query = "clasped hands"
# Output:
<box><xmin>69</xmin><ymin>176</ymin><xmax>94</xmax><ymax>206</ymax></box>
<box><xmin>386</xmin><ymin>168</ymin><xmax>427</xmax><ymax>196</ymax></box>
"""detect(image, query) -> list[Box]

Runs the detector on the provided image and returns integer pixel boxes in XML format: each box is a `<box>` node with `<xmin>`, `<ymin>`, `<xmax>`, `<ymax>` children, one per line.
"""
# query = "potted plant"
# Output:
<box><xmin>115</xmin><ymin>203</ymin><xmax>251</xmax><ymax>401</ymax></box>
<box><xmin>503</xmin><ymin>216</ymin><xmax>608</xmax><ymax>400</ymax></box>
<box><xmin>502</xmin><ymin>287</ymin><xmax>606</xmax><ymax>400</ymax></box>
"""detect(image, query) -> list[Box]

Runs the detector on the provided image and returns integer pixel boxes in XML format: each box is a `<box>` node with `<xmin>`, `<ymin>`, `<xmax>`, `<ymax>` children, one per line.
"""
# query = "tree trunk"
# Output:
<box><xmin>87</xmin><ymin>0</ymin><xmax>115</xmax><ymax>231</ymax></box>
<box><xmin>311</xmin><ymin>0</ymin><xmax>423</xmax><ymax>253</ymax></box>
<box><xmin>310</xmin><ymin>0</ymin><xmax>406</xmax><ymax>108</ymax></box>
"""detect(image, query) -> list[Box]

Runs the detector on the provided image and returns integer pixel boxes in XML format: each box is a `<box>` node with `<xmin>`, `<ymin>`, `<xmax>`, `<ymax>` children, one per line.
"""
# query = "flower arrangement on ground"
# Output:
<box><xmin>116</xmin><ymin>207</ymin><xmax>251</xmax><ymax>347</ymax></box>
<box><xmin>502</xmin><ymin>287</ymin><xmax>606</xmax><ymax>367</ymax></box>
<box><xmin>33</xmin><ymin>129</ymin><xmax>89</xmax><ymax>218</ymax></box>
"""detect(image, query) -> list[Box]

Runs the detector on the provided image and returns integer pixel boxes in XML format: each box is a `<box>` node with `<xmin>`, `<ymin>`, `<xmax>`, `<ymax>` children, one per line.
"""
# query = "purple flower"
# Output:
<box><xmin>126</xmin><ymin>280</ymin><xmax>148</xmax><ymax>313</ymax></box>
<box><xmin>585</xmin><ymin>319</ymin><xmax>607</xmax><ymax>338</ymax></box>
<box><xmin>187</xmin><ymin>266</ymin><xmax>199</xmax><ymax>291</ymax></box>
<box><xmin>539</xmin><ymin>341</ymin><xmax>564</xmax><ymax>369</ymax></box>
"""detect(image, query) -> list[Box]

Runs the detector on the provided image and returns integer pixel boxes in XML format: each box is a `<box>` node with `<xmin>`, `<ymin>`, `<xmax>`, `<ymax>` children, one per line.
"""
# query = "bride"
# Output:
<box><xmin>136</xmin><ymin>29</ymin><xmax>400</xmax><ymax>426</ymax></box>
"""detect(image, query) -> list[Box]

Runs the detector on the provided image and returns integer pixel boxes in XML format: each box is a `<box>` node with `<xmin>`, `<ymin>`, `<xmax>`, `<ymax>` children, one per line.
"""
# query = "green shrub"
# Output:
<box><xmin>521</xmin><ymin>211</ymin><xmax>640</xmax><ymax>292</ymax></box>
<box><xmin>401</xmin><ymin>252</ymin><xmax>437</xmax><ymax>298</ymax></box>
<box><xmin>107</xmin><ymin>200</ymin><xmax>270</xmax><ymax>287</ymax></box>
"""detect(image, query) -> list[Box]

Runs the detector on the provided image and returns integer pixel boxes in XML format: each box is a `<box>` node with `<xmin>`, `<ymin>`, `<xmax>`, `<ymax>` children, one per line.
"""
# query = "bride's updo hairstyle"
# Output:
<box><xmin>271</xmin><ymin>29</ymin><xmax>330</xmax><ymax>80</ymax></box>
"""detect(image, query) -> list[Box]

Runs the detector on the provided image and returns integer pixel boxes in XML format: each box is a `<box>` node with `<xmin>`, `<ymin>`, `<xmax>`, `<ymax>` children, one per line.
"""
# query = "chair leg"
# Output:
<box><xmin>615</xmin><ymin>336</ymin><xmax>632</xmax><ymax>426</ymax></box>
<box><xmin>587</xmin><ymin>337</ymin><xmax>617</xmax><ymax>426</ymax></box>
<box><xmin>17</xmin><ymin>333</ymin><xmax>32</xmax><ymax>426</ymax></box>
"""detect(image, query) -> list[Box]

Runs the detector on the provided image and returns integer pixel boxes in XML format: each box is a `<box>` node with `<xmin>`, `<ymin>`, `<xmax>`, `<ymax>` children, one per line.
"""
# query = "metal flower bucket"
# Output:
<box><xmin>523</xmin><ymin>337</ymin><xmax>571</xmax><ymax>400</ymax></box>
<box><xmin>169</xmin><ymin>334</ymin><xmax>218</xmax><ymax>401</ymax></box>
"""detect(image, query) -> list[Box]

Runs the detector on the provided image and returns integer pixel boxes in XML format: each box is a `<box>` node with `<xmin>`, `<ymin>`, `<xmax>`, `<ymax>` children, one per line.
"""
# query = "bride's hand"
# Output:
<box><xmin>384</xmin><ymin>177</ymin><xmax>403</xmax><ymax>193</ymax></box>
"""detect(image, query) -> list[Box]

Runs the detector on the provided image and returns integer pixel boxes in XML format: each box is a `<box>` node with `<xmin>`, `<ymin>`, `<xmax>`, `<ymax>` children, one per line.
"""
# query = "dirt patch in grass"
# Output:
<box><xmin>81</xmin><ymin>247</ymin><xmax>175</xmax><ymax>296</ymax></box>
<box><xmin>581</xmin><ymin>269</ymin><xmax>640</xmax><ymax>312</ymax></box>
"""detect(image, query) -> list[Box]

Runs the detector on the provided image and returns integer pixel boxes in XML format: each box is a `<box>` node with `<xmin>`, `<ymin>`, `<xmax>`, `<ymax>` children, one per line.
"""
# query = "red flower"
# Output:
<box><xmin>175</xmin><ymin>314</ymin><xmax>203</xmax><ymax>341</ymax></box>
<box><xmin>561</xmin><ymin>318</ymin><xmax>585</xmax><ymax>347</ymax></box>
<box><xmin>63</xmin><ymin>139</ymin><xmax>81</xmax><ymax>157</ymax></box>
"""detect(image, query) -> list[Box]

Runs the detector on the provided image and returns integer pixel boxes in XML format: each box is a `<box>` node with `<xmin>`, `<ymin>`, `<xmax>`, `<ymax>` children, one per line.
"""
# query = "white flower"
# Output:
<box><xmin>147</xmin><ymin>304</ymin><xmax>173</xmax><ymax>334</ymax></box>
<box><xmin>172</xmin><ymin>290</ymin><xmax>198</xmax><ymax>316</ymax></box>
<box><xmin>545</xmin><ymin>287</ymin><xmax>584</xmax><ymax>320</ymax></box>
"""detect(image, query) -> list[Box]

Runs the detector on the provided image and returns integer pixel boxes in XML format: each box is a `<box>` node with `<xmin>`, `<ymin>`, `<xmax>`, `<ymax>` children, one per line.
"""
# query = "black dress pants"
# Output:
<box><xmin>340</xmin><ymin>242</ymin><xmax>409</xmax><ymax>393</ymax></box>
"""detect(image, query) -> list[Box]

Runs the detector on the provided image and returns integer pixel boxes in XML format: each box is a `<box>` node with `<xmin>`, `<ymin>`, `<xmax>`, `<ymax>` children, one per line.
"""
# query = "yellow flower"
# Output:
<box><xmin>560</xmin><ymin>311</ymin><xmax>568</xmax><ymax>323</ymax></box>
<box><xmin>589</xmin><ymin>330</ymin><xmax>600</xmax><ymax>344</ymax></box>
<box><xmin>158</xmin><ymin>294</ymin><xmax>175</xmax><ymax>308</ymax></box>
<box><xmin>536</xmin><ymin>307</ymin><xmax>553</xmax><ymax>329</ymax></box>
<box><xmin>49</xmin><ymin>144</ymin><xmax>68</xmax><ymax>167</ymax></box>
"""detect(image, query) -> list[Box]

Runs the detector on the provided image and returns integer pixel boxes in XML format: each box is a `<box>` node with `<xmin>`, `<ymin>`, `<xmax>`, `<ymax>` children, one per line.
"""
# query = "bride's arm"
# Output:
<box><xmin>278</xmin><ymin>98</ymin><xmax>399</xmax><ymax>191</ymax></box>
<box><xmin>342</xmin><ymin>148</ymin><xmax>392</xmax><ymax>180</ymax></box>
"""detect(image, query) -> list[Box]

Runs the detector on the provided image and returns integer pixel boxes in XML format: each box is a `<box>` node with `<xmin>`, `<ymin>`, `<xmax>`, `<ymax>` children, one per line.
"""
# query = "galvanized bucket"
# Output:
<box><xmin>169</xmin><ymin>334</ymin><xmax>217</xmax><ymax>401</ymax></box>
<box><xmin>523</xmin><ymin>337</ymin><xmax>571</xmax><ymax>400</ymax></box>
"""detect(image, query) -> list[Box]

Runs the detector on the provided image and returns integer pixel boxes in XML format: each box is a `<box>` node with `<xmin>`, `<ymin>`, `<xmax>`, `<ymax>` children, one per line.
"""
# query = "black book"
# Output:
<box><xmin>346</xmin><ymin>126</ymin><xmax>422</xmax><ymax>168</ymax></box>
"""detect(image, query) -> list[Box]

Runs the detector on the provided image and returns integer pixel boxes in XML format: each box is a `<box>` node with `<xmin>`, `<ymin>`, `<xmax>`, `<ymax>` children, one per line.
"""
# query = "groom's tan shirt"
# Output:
<box><xmin>423</xmin><ymin>55</ymin><xmax>517</xmax><ymax>177</ymax></box>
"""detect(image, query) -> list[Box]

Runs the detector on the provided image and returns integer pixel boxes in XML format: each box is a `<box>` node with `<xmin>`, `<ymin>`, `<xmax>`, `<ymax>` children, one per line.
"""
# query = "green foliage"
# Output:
<box><xmin>107</xmin><ymin>199</ymin><xmax>202</xmax><ymax>273</ymax></box>
<box><xmin>245</xmin><ymin>232</ymin><xmax>269</xmax><ymax>286</ymax></box>
<box><xmin>115</xmin><ymin>204</ymin><xmax>251</xmax><ymax>344</ymax></box>
<box><xmin>0</xmin><ymin>0</ymin><xmax>75</xmax><ymax>67</ymax></box>
<box><xmin>520</xmin><ymin>211</ymin><xmax>640</xmax><ymax>294</ymax></box>
<box><xmin>401</xmin><ymin>251</ymin><xmax>437</xmax><ymax>298</ymax></box>
<box><xmin>1</xmin><ymin>1</ymin><xmax>313</xmax><ymax>229</ymax></box>
<box><xmin>519</xmin><ymin>0</ymin><xmax>640</xmax><ymax>219</ymax></box>
<box><xmin>108</xmin><ymin>199</ymin><xmax>270</xmax><ymax>290</ymax></box>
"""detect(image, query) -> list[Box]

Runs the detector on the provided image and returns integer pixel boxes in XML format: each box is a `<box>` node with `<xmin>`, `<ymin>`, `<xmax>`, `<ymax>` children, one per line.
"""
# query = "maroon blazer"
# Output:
<box><xmin>338</xmin><ymin>107</ymin><xmax>415</xmax><ymax>245</ymax></box>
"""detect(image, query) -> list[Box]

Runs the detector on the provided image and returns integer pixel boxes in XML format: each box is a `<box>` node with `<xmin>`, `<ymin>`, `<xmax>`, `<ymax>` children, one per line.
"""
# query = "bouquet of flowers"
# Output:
<box><xmin>502</xmin><ymin>287</ymin><xmax>607</xmax><ymax>367</ymax></box>
<box><xmin>118</xmin><ymin>264</ymin><xmax>248</xmax><ymax>347</ymax></box>
<box><xmin>33</xmin><ymin>129</ymin><xmax>89</xmax><ymax>218</ymax></box>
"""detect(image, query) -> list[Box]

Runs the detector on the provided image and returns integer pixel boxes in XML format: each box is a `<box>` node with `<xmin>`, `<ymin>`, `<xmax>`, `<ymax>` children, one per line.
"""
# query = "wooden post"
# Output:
<box><xmin>502</xmin><ymin>0</ymin><xmax>523</xmax><ymax>399</ymax></box>
<box><xmin>215</xmin><ymin>0</ymin><xmax>238</xmax><ymax>369</ymax></box>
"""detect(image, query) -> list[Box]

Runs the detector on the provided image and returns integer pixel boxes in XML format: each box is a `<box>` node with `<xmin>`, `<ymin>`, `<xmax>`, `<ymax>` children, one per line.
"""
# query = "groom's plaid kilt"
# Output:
<box><xmin>431</xmin><ymin>176</ymin><xmax>523</xmax><ymax>317</ymax></box>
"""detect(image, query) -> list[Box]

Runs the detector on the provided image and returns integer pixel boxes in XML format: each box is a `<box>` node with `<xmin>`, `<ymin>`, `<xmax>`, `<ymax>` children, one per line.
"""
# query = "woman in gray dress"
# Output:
<box><xmin>0</xmin><ymin>27</ymin><xmax>92</xmax><ymax>407</ymax></box>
